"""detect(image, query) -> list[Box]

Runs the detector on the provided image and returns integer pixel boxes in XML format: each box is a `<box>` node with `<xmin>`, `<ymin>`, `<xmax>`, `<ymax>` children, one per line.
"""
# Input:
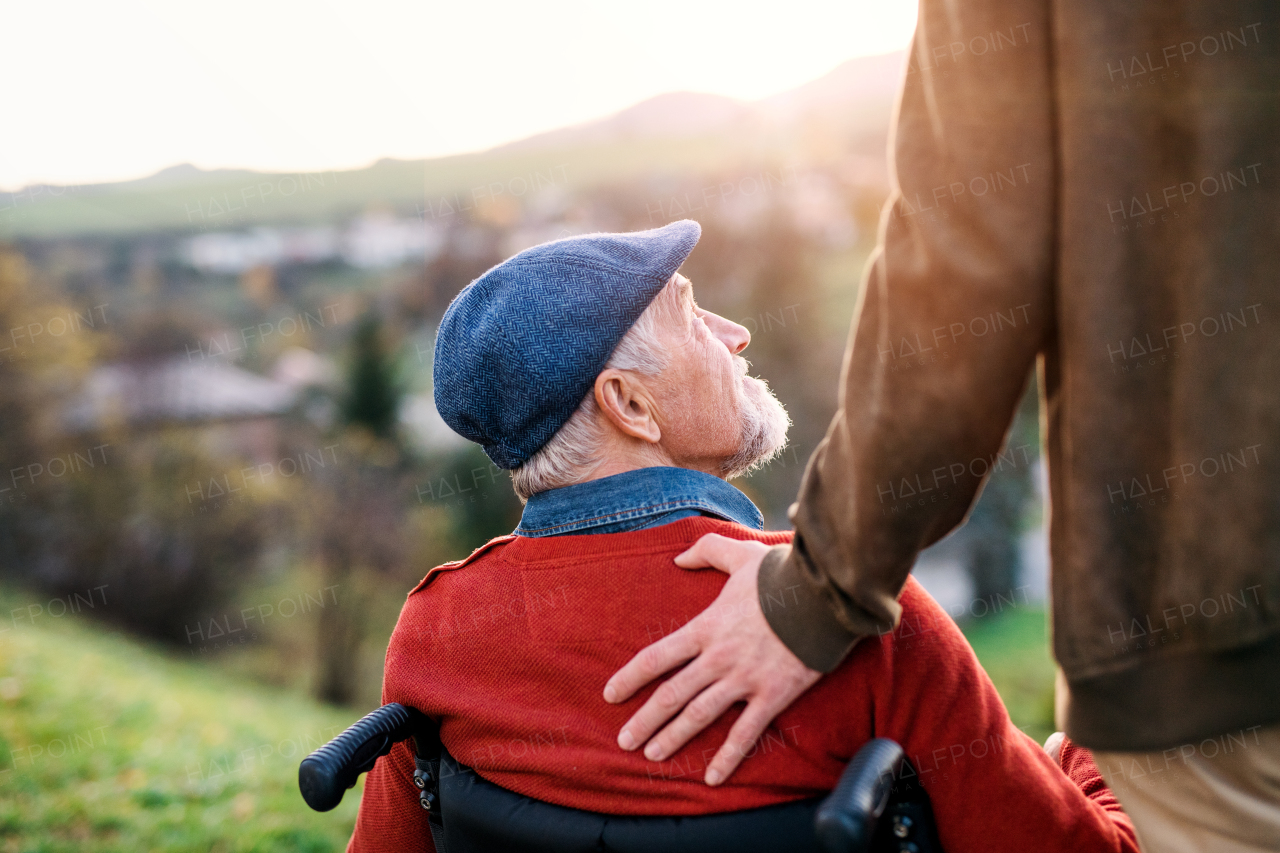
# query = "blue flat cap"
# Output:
<box><xmin>434</xmin><ymin>220</ymin><xmax>701</xmax><ymax>469</ymax></box>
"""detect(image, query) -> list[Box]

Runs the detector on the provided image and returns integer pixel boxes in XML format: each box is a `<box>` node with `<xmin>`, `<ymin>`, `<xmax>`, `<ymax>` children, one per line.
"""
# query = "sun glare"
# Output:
<box><xmin>4</xmin><ymin>0</ymin><xmax>916</xmax><ymax>189</ymax></box>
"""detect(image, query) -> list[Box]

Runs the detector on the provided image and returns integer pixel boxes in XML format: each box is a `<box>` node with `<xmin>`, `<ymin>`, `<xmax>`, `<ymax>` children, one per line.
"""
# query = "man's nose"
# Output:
<box><xmin>705</xmin><ymin>312</ymin><xmax>750</xmax><ymax>355</ymax></box>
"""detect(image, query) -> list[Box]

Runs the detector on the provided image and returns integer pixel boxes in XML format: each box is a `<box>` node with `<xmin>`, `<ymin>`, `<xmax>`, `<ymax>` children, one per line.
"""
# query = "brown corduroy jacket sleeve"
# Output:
<box><xmin>760</xmin><ymin>0</ymin><xmax>1056</xmax><ymax>671</ymax></box>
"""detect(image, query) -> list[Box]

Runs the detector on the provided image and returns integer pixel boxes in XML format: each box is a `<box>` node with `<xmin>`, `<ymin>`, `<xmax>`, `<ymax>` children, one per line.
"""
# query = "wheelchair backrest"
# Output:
<box><xmin>299</xmin><ymin>703</ymin><xmax>943</xmax><ymax>853</ymax></box>
<box><xmin>437</xmin><ymin>745</ymin><xmax>829</xmax><ymax>853</ymax></box>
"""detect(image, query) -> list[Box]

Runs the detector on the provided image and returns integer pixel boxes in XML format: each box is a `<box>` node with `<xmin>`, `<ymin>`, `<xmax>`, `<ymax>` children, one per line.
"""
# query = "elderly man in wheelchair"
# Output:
<box><xmin>301</xmin><ymin>222</ymin><xmax>1139</xmax><ymax>853</ymax></box>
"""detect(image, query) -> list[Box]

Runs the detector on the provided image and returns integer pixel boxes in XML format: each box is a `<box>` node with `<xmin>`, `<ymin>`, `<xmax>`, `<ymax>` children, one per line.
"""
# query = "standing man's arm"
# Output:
<box><xmin>607</xmin><ymin>0</ymin><xmax>1058</xmax><ymax>783</ymax></box>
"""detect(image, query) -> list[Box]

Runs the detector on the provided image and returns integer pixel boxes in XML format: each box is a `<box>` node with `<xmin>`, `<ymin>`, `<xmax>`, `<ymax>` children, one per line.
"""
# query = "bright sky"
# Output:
<box><xmin>5</xmin><ymin>0</ymin><xmax>916</xmax><ymax>191</ymax></box>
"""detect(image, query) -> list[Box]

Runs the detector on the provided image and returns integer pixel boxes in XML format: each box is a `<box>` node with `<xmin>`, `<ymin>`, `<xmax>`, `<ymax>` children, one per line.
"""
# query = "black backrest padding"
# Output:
<box><xmin>437</xmin><ymin>748</ymin><xmax>827</xmax><ymax>853</ymax></box>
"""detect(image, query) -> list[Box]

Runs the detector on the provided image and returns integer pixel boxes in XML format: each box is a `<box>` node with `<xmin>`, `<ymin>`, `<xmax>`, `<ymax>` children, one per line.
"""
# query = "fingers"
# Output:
<box><xmin>604</xmin><ymin>624</ymin><xmax>700</xmax><ymax>706</ymax></box>
<box><xmin>616</xmin><ymin>653</ymin><xmax>725</xmax><ymax>753</ymax></box>
<box><xmin>1043</xmin><ymin>731</ymin><xmax>1065</xmax><ymax>764</ymax></box>
<box><xmin>641</xmin><ymin>677</ymin><xmax>747</xmax><ymax>762</ymax></box>
<box><xmin>674</xmin><ymin>533</ymin><xmax>767</xmax><ymax>575</ymax></box>
<box><xmin>703</xmin><ymin>699</ymin><xmax>780</xmax><ymax>786</ymax></box>
<box><xmin>673</xmin><ymin>532</ymin><xmax>729</xmax><ymax>568</ymax></box>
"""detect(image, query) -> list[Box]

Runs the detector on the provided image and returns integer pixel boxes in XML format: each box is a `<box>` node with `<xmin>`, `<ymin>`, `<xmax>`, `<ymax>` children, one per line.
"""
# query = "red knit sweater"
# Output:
<box><xmin>349</xmin><ymin>517</ymin><xmax>1137</xmax><ymax>852</ymax></box>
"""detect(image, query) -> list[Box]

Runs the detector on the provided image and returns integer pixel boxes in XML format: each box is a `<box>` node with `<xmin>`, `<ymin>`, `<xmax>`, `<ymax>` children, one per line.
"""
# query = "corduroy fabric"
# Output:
<box><xmin>433</xmin><ymin>220</ymin><xmax>701</xmax><ymax>469</ymax></box>
<box><xmin>349</xmin><ymin>516</ymin><xmax>1137</xmax><ymax>853</ymax></box>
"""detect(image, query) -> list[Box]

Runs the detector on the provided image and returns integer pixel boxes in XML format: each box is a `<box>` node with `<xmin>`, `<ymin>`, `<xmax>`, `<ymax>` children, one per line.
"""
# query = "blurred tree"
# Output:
<box><xmin>311</xmin><ymin>441</ymin><xmax>406</xmax><ymax>705</ymax></box>
<box><xmin>341</xmin><ymin>313</ymin><xmax>402</xmax><ymax>438</ymax></box>
<box><xmin>0</xmin><ymin>251</ymin><xmax>273</xmax><ymax>641</ymax></box>
<box><xmin>0</xmin><ymin>251</ymin><xmax>48</xmax><ymax>571</ymax></box>
<box><xmin>311</xmin><ymin>309</ymin><xmax>409</xmax><ymax>705</ymax></box>
<box><xmin>918</xmin><ymin>374</ymin><xmax>1041</xmax><ymax>613</ymax></box>
<box><xmin>420</xmin><ymin>444</ymin><xmax>523</xmax><ymax>553</ymax></box>
<box><xmin>48</xmin><ymin>428</ymin><xmax>273</xmax><ymax>642</ymax></box>
<box><xmin>959</xmin><ymin>376</ymin><xmax>1040</xmax><ymax>606</ymax></box>
<box><xmin>307</xmin><ymin>306</ymin><xmax>523</xmax><ymax>706</ymax></box>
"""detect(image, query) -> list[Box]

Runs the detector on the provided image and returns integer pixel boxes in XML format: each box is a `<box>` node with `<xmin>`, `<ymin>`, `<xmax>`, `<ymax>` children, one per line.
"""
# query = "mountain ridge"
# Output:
<box><xmin>0</xmin><ymin>50</ymin><xmax>905</xmax><ymax>237</ymax></box>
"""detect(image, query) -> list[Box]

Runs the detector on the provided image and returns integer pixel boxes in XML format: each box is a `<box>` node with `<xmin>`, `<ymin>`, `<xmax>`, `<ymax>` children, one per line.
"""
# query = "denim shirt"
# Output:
<box><xmin>514</xmin><ymin>466</ymin><xmax>764</xmax><ymax>537</ymax></box>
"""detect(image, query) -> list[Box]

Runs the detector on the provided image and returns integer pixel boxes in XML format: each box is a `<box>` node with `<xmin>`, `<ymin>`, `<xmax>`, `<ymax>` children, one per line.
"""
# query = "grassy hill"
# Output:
<box><xmin>0</xmin><ymin>581</ymin><xmax>1054</xmax><ymax>851</ymax></box>
<box><xmin>0</xmin><ymin>586</ymin><xmax>361</xmax><ymax>852</ymax></box>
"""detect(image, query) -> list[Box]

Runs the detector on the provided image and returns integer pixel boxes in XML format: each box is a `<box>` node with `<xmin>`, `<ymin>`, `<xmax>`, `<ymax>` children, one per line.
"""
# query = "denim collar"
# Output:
<box><xmin>514</xmin><ymin>466</ymin><xmax>763</xmax><ymax>537</ymax></box>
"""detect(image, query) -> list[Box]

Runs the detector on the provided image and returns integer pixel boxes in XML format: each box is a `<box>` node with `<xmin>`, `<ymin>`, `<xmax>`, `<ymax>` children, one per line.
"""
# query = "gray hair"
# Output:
<box><xmin>510</xmin><ymin>278</ymin><xmax>676</xmax><ymax>501</ymax></box>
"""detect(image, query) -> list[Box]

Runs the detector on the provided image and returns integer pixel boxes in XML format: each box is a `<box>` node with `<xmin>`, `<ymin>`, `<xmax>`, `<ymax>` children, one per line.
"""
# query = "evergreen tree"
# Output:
<box><xmin>341</xmin><ymin>311</ymin><xmax>402</xmax><ymax>439</ymax></box>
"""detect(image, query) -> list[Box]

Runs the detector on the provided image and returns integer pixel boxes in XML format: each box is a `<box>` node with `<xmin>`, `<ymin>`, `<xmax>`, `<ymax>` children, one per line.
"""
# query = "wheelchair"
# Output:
<box><xmin>300</xmin><ymin>703</ymin><xmax>944</xmax><ymax>853</ymax></box>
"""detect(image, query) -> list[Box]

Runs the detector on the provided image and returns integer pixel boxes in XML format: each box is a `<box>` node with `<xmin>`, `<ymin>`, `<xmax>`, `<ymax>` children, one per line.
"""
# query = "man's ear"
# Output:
<box><xmin>594</xmin><ymin>368</ymin><xmax>662</xmax><ymax>444</ymax></box>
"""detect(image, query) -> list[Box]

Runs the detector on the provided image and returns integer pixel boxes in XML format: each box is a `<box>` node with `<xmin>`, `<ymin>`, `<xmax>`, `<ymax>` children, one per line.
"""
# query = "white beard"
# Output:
<box><xmin>718</xmin><ymin>360</ymin><xmax>791</xmax><ymax>480</ymax></box>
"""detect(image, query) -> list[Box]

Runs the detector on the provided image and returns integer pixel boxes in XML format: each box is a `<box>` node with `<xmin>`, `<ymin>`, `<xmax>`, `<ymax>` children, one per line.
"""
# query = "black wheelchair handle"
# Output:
<box><xmin>299</xmin><ymin>702</ymin><xmax>431</xmax><ymax>812</ymax></box>
<box><xmin>813</xmin><ymin>737</ymin><xmax>905</xmax><ymax>853</ymax></box>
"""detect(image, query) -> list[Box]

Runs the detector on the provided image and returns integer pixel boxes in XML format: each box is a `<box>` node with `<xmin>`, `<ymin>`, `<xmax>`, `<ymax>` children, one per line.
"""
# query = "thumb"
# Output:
<box><xmin>674</xmin><ymin>533</ymin><xmax>759</xmax><ymax>576</ymax></box>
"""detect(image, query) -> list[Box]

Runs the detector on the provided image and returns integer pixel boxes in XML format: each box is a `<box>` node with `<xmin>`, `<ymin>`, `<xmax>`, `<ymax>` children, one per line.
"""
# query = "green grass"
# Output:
<box><xmin>0</xmin><ymin>587</ymin><xmax>361</xmax><ymax>852</ymax></box>
<box><xmin>962</xmin><ymin>606</ymin><xmax>1058</xmax><ymax>745</ymax></box>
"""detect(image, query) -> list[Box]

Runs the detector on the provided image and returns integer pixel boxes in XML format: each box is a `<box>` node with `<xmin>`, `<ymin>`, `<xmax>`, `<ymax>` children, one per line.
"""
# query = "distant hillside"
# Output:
<box><xmin>499</xmin><ymin>50</ymin><xmax>905</xmax><ymax>152</ymax></box>
<box><xmin>495</xmin><ymin>91</ymin><xmax>749</xmax><ymax>153</ymax></box>
<box><xmin>761</xmin><ymin>49</ymin><xmax>905</xmax><ymax>122</ymax></box>
<box><xmin>0</xmin><ymin>51</ymin><xmax>904</xmax><ymax>239</ymax></box>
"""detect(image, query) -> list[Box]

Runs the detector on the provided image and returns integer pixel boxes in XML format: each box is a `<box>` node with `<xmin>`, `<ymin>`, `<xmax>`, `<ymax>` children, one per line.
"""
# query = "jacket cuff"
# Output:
<box><xmin>758</xmin><ymin>543</ymin><xmax>862</xmax><ymax>673</ymax></box>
